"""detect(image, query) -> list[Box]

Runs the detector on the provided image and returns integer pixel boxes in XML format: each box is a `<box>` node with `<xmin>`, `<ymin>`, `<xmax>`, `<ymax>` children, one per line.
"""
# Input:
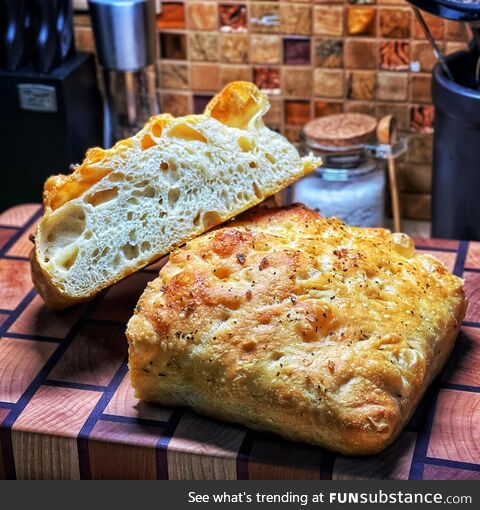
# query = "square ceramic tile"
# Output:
<box><xmin>187</xmin><ymin>1</ymin><xmax>218</xmax><ymax>31</ymax></box>
<box><xmin>428</xmin><ymin>389</ymin><xmax>480</xmax><ymax>464</ymax></box>
<box><xmin>156</xmin><ymin>2</ymin><xmax>185</xmax><ymax>30</ymax></box>
<box><xmin>284</xmin><ymin>100</ymin><xmax>311</xmax><ymax>126</ymax></box>
<box><xmin>410</xmin><ymin>74</ymin><xmax>432</xmax><ymax>103</ymax></box>
<box><xmin>398</xmin><ymin>162</ymin><xmax>432</xmax><ymax>194</ymax></box>
<box><xmin>249</xmin><ymin>3</ymin><xmax>280</xmax><ymax>34</ymax></box>
<box><xmin>379</xmin><ymin>8</ymin><xmax>411</xmax><ymax>39</ymax></box>
<box><xmin>347</xmin><ymin>7</ymin><xmax>376</xmax><ymax>37</ymax></box>
<box><xmin>158</xmin><ymin>62</ymin><xmax>190</xmax><ymax>90</ymax></box>
<box><xmin>413</xmin><ymin>12</ymin><xmax>444</xmax><ymax>40</ymax></box>
<box><xmin>314</xmin><ymin>100</ymin><xmax>343</xmax><ymax>118</ymax></box>
<box><xmin>345</xmin><ymin>100</ymin><xmax>376</xmax><ymax>115</ymax></box>
<box><xmin>283</xmin><ymin>37</ymin><xmax>311</xmax><ymax>65</ymax></box>
<box><xmin>344</xmin><ymin>39</ymin><xmax>377</xmax><ymax>69</ymax></box>
<box><xmin>313</xmin><ymin>6</ymin><xmax>344</xmax><ymax>37</ymax></box>
<box><xmin>410</xmin><ymin>105</ymin><xmax>435</xmax><ymax>134</ymax></box>
<box><xmin>193</xmin><ymin>94</ymin><xmax>214</xmax><ymax>114</ymax></box>
<box><xmin>280</xmin><ymin>4</ymin><xmax>312</xmax><ymax>36</ymax></box>
<box><xmin>160</xmin><ymin>32</ymin><xmax>187</xmax><ymax>60</ymax></box>
<box><xmin>250</xmin><ymin>35</ymin><xmax>281</xmax><ymax>65</ymax></box>
<box><xmin>188</xmin><ymin>32</ymin><xmax>219</xmax><ymax>62</ymax></box>
<box><xmin>0</xmin><ymin>337</ymin><xmax>57</xmax><ymax>403</ymax></box>
<box><xmin>411</xmin><ymin>41</ymin><xmax>444</xmax><ymax>72</ymax></box>
<box><xmin>314</xmin><ymin>69</ymin><xmax>344</xmax><ymax>98</ymax></box>
<box><xmin>191</xmin><ymin>63</ymin><xmax>220</xmax><ymax>91</ymax></box>
<box><xmin>0</xmin><ymin>259</ymin><xmax>32</xmax><ymax>310</ymax></box>
<box><xmin>408</xmin><ymin>133</ymin><xmax>434</xmax><ymax>164</ymax></box>
<box><xmin>281</xmin><ymin>67</ymin><xmax>312</xmax><ymax>97</ymax></box>
<box><xmin>220</xmin><ymin>65</ymin><xmax>252</xmax><ymax>87</ymax></box>
<box><xmin>220</xmin><ymin>33</ymin><xmax>249</xmax><ymax>63</ymax></box>
<box><xmin>219</xmin><ymin>3</ymin><xmax>247</xmax><ymax>33</ymax></box>
<box><xmin>48</xmin><ymin>322</ymin><xmax>127</xmax><ymax>386</ymax></box>
<box><xmin>263</xmin><ymin>96</ymin><xmax>283</xmax><ymax>127</ymax></box>
<box><xmin>161</xmin><ymin>92</ymin><xmax>191</xmax><ymax>117</ymax></box>
<box><xmin>347</xmin><ymin>71</ymin><xmax>377</xmax><ymax>100</ymax></box>
<box><xmin>314</xmin><ymin>38</ymin><xmax>343</xmax><ymax>68</ymax></box>
<box><xmin>253</xmin><ymin>66</ymin><xmax>280</xmax><ymax>94</ymax></box>
<box><xmin>379</xmin><ymin>40</ymin><xmax>410</xmax><ymax>71</ymax></box>
<box><xmin>377</xmin><ymin>71</ymin><xmax>408</xmax><ymax>101</ymax></box>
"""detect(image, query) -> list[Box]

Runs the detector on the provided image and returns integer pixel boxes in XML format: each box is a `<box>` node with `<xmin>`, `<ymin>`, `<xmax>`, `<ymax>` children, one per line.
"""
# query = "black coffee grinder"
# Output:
<box><xmin>0</xmin><ymin>0</ymin><xmax>102</xmax><ymax>212</ymax></box>
<box><xmin>407</xmin><ymin>0</ymin><xmax>480</xmax><ymax>240</ymax></box>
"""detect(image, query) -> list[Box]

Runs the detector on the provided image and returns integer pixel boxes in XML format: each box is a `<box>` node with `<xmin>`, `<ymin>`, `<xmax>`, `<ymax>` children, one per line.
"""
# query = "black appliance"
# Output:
<box><xmin>407</xmin><ymin>1</ymin><xmax>480</xmax><ymax>239</ymax></box>
<box><xmin>0</xmin><ymin>0</ymin><xmax>102</xmax><ymax>212</ymax></box>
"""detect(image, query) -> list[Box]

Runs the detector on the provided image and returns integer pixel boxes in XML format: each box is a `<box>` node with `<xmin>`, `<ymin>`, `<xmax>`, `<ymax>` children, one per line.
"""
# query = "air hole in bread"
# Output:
<box><xmin>85</xmin><ymin>188</ymin><xmax>118</xmax><ymax>207</ymax></box>
<box><xmin>135</xmin><ymin>180</ymin><xmax>149</xmax><ymax>188</ymax></box>
<box><xmin>141</xmin><ymin>241</ymin><xmax>151</xmax><ymax>251</ymax></box>
<box><xmin>265</xmin><ymin>153</ymin><xmax>276</xmax><ymax>164</ymax></box>
<box><xmin>168</xmin><ymin>187</ymin><xmax>181</xmax><ymax>206</ymax></box>
<box><xmin>271</xmin><ymin>351</ymin><xmax>284</xmax><ymax>361</ymax></box>
<box><xmin>249</xmin><ymin>161</ymin><xmax>257</xmax><ymax>168</ymax></box>
<box><xmin>113</xmin><ymin>254</ymin><xmax>122</xmax><ymax>267</ymax></box>
<box><xmin>84</xmin><ymin>231</ymin><xmax>93</xmax><ymax>240</ymax></box>
<box><xmin>129</xmin><ymin>230</ymin><xmax>137</xmax><ymax>242</ymax></box>
<box><xmin>127</xmin><ymin>197</ymin><xmax>139</xmax><ymax>205</ymax></box>
<box><xmin>202</xmin><ymin>210</ymin><xmax>222</xmax><ymax>229</ymax></box>
<box><xmin>101</xmin><ymin>246</ymin><xmax>110</xmax><ymax>257</ymax></box>
<box><xmin>160</xmin><ymin>161</ymin><xmax>169</xmax><ymax>171</ymax></box>
<box><xmin>151</xmin><ymin>122</ymin><xmax>163</xmax><ymax>138</ymax></box>
<box><xmin>253</xmin><ymin>182</ymin><xmax>263</xmax><ymax>199</ymax></box>
<box><xmin>127</xmin><ymin>211</ymin><xmax>134</xmax><ymax>221</ymax></box>
<box><xmin>92</xmin><ymin>247</ymin><xmax>99</xmax><ymax>258</ymax></box>
<box><xmin>133</xmin><ymin>185</ymin><xmax>156</xmax><ymax>199</ymax></box>
<box><xmin>238</xmin><ymin>136</ymin><xmax>253</xmax><ymax>152</ymax></box>
<box><xmin>168</xmin><ymin>123</ymin><xmax>207</xmax><ymax>143</ymax></box>
<box><xmin>141</xmin><ymin>133</ymin><xmax>156</xmax><ymax>150</ymax></box>
<box><xmin>57</xmin><ymin>246</ymin><xmax>79</xmax><ymax>271</ymax></box>
<box><xmin>108</xmin><ymin>172</ymin><xmax>125</xmax><ymax>183</ymax></box>
<box><xmin>121</xmin><ymin>243</ymin><xmax>139</xmax><ymax>260</ymax></box>
<box><xmin>193</xmin><ymin>211</ymin><xmax>201</xmax><ymax>227</ymax></box>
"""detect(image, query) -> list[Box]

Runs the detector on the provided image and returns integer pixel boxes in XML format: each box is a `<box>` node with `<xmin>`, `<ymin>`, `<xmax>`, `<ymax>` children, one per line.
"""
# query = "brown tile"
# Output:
<box><xmin>0</xmin><ymin>204</ymin><xmax>41</xmax><ymax>228</ymax></box>
<box><xmin>219</xmin><ymin>3</ymin><xmax>247</xmax><ymax>33</ymax></box>
<box><xmin>376</xmin><ymin>103</ymin><xmax>409</xmax><ymax>132</ymax></box>
<box><xmin>446</xmin><ymin>41</ymin><xmax>468</xmax><ymax>55</ymax></box>
<box><xmin>408</xmin><ymin>133</ymin><xmax>433</xmax><ymax>163</ymax></box>
<box><xmin>48</xmin><ymin>322</ymin><xmax>127</xmax><ymax>386</ymax></box>
<box><xmin>0</xmin><ymin>259</ymin><xmax>32</xmax><ymax>310</ymax></box>
<box><xmin>188</xmin><ymin>32</ymin><xmax>219</xmax><ymax>62</ymax></box>
<box><xmin>400</xmin><ymin>192</ymin><xmax>431</xmax><ymax>221</ymax></box>
<box><xmin>250</xmin><ymin>35</ymin><xmax>281</xmax><ymax>64</ymax></box>
<box><xmin>410</xmin><ymin>104</ymin><xmax>434</xmax><ymax>134</ymax></box>
<box><xmin>219</xmin><ymin>33</ymin><xmax>249</xmax><ymax>63</ymax></box>
<box><xmin>442</xmin><ymin>327</ymin><xmax>480</xmax><ymax>388</ymax></box>
<box><xmin>193</xmin><ymin>94</ymin><xmax>214</xmax><ymax>114</ymax></box>
<box><xmin>428</xmin><ymin>389</ymin><xmax>480</xmax><ymax>464</ymax></box>
<box><xmin>282</xmin><ymin>67</ymin><xmax>312</xmax><ymax>97</ymax></box>
<box><xmin>104</xmin><ymin>371</ymin><xmax>173</xmax><ymax>422</ymax></box>
<box><xmin>314</xmin><ymin>38</ymin><xmax>343</xmax><ymax>68</ymax></box>
<box><xmin>314</xmin><ymin>100</ymin><xmax>343</xmax><ymax>118</ymax></box>
<box><xmin>379</xmin><ymin>41</ymin><xmax>410</xmax><ymax>71</ymax></box>
<box><xmin>74</xmin><ymin>26</ymin><xmax>94</xmax><ymax>52</ymax></box>
<box><xmin>161</xmin><ymin>92</ymin><xmax>191</xmax><ymax>117</ymax></box>
<box><xmin>187</xmin><ymin>1</ymin><xmax>218</xmax><ymax>31</ymax></box>
<box><xmin>379</xmin><ymin>8</ymin><xmax>411</xmax><ymax>39</ymax></box>
<box><xmin>285</xmin><ymin>100</ymin><xmax>311</xmax><ymax>126</ymax></box>
<box><xmin>156</xmin><ymin>2</ymin><xmax>185</xmax><ymax>30</ymax></box>
<box><xmin>158</xmin><ymin>62</ymin><xmax>190</xmax><ymax>90</ymax></box>
<box><xmin>347</xmin><ymin>70</ymin><xmax>376</xmax><ymax>100</ymax></box>
<box><xmin>445</xmin><ymin>19</ymin><xmax>468</xmax><ymax>41</ymax></box>
<box><xmin>377</xmin><ymin>71</ymin><xmax>408</xmax><ymax>101</ymax></box>
<box><xmin>89</xmin><ymin>421</ymin><xmax>163</xmax><ymax>480</ymax></box>
<box><xmin>344</xmin><ymin>101</ymin><xmax>376</xmax><ymax>116</ymax></box>
<box><xmin>248</xmin><ymin>436</ymin><xmax>324</xmax><ymax>479</ymax></box>
<box><xmin>0</xmin><ymin>338</ymin><xmax>57</xmax><ymax>403</ymax></box>
<box><xmin>410</xmin><ymin>74</ymin><xmax>432</xmax><ymax>103</ymax></box>
<box><xmin>8</xmin><ymin>294</ymin><xmax>85</xmax><ymax>338</ymax></box>
<box><xmin>283</xmin><ymin>37</ymin><xmax>311</xmax><ymax>65</ymax></box>
<box><xmin>263</xmin><ymin>97</ymin><xmax>283</xmax><ymax>127</ymax></box>
<box><xmin>314</xmin><ymin>69</ymin><xmax>344</xmax><ymax>98</ymax></box>
<box><xmin>92</xmin><ymin>273</ymin><xmax>155</xmax><ymax>324</ymax></box>
<box><xmin>280</xmin><ymin>3</ymin><xmax>312</xmax><ymax>36</ymax></box>
<box><xmin>413</xmin><ymin>12</ymin><xmax>444</xmax><ymax>40</ymax></box>
<box><xmin>344</xmin><ymin>39</ymin><xmax>377</xmax><ymax>69</ymax></box>
<box><xmin>399</xmin><ymin>163</ymin><xmax>432</xmax><ymax>194</ymax></box>
<box><xmin>160</xmin><ymin>32</ymin><xmax>187</xmax><ymax>60</ymax></box>
<box><xmin>313</xmin><ymin>6</ymin><xmax>344</xmax><ymax>37</ymax></box>
<box><xmin>253</xmin><ymin>66</ymin><xmax>280</xmax><ymax>93</ymax></box>
<box><xmin>411</xmin><ymin>41</ymin><xmax>444</xmax><ymax>72</ymax></box>
<box><xmin>220</xmin><ymin>65</ymin><xmax>252</xmax><ymax>87</ymax></box>
<box><xmin>191</xmin><ymin>63</ymin><xmax>220</xmax><ymax>91</ymax></box>
<box><xmin>464</xmin><ymin>272</ymin><xmax>480</xmax><ymax>324</ymax></box>
<box><xmin>466</xmin><ymin>241</ymin><xmax>480</xmax><ymax>269</ymax></box>
<box><xmin>334</xmin><ymin>431</ymin><xmax>417</xmax><ymax>480</ymax></box>
<box><xmin>12</xmin><ymin>386</ymin><xmax>102</xmax><ymax>479</ymax></box>
<box><xmin>249</xmin><ymin>3</ymin><xmax>281</xmax><ymax>34</ymax></box>
<box><xmin>167</xmin><ymin>411</ymin><xmax>245</xmax><ymax>480</ymax></box>
<box><xmin>347</xmin><ymin>7</ymin><xmax>376</xmax><ymax>37</ymax></box>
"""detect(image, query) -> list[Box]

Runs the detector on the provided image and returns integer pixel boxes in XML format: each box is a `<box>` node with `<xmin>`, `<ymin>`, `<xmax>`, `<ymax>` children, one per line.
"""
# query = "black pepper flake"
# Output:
<box><xmin>236</xmin><ymin>253</ymin><xmax>245</xmax><ymax>265</ymax></box>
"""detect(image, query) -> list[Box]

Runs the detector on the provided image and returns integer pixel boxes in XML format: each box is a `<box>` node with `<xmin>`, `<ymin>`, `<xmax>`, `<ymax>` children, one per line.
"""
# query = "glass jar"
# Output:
<box><xmin>292</xmin><ymin>138</ymin><xmax>386</xmax><ymax>228</ymax></box>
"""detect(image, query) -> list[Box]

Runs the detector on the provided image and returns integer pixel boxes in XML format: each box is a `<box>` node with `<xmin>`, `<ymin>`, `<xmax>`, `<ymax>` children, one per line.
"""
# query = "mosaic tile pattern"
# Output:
<box><xmin>1</xmin><ymin>204</ymin><xmax>479</xmax><ymax>479</ymax></box>
<box><xmin>73</xmin><ymin>1</ymin><xmax>471</xmax><ymax>220</ymax></box>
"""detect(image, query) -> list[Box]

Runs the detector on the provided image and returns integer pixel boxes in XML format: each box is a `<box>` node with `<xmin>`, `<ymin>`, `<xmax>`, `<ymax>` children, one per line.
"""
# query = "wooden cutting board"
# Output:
<box><xmin>0</xmin><ymin>204</ymin><xmax>479</xmax><ymax>480</ymax></box>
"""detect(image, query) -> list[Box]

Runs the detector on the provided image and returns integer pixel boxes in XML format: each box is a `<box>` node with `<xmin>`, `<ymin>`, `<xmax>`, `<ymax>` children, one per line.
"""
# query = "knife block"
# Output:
<box><xmin>0</xmin><ymin>52</ymin><xmax>102</xmax><ymax>212</ymax></box>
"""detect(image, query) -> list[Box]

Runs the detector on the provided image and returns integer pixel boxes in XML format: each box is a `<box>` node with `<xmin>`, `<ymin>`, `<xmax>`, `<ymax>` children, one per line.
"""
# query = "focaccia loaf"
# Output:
<box><xmin>31</xmin><ymin>82</ymin><xmax>318</xmax><ymax>309</ymax></box>
<box><xmin>126</xmin><ymin>205</ymin><xmax>467</xmax><ymax>455</ymax></box>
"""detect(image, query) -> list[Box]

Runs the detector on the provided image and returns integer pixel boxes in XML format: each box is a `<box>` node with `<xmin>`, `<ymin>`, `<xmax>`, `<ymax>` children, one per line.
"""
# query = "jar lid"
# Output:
<box><xmin>303</xmin><ymin>113</ymin><xmax>378</xmax><ymax>149</ymax></box>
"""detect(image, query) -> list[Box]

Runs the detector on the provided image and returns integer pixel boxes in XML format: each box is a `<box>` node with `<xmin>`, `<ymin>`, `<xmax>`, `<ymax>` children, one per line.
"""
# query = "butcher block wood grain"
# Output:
<box><xmin>0</xmin><ymin>205</ymin><xmax>479</xmax><ymax>480</ymax></box>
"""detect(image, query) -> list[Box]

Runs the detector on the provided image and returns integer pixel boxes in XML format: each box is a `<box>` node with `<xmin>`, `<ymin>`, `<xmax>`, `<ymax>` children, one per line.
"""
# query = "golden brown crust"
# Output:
<box><xmin>127</xmin><ymin>205</ymin><xmax>467</xmax><ymax>455</ymax></box>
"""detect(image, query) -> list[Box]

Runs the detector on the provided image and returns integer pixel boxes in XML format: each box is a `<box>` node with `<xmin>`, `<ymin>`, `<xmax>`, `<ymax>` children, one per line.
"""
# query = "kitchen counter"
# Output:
<box><xmin>0</xmin><ymin>204</ymin><xmax>479</xmax><ymax>479</ymax></box>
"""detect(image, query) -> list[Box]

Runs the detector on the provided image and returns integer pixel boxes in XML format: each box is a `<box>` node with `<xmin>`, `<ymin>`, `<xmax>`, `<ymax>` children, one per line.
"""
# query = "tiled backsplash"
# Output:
<box><xmin>74</xmin><ymin>0</ymin><xmax>470</xmax><ymax>220</ymax></box>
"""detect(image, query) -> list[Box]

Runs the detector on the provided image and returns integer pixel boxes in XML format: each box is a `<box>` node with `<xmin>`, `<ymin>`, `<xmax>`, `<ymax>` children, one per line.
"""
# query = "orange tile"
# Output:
<box><xmin>428</xmin><ymin>389</ymin><xmax>480</xmax><ymax>464</ymax></box>
<box><xmin>48</xmin><ymin>322</ymin><xmax>127</xmax><ymax>386</ymax></box>
<box><xmin>91</xmin><ymin>272</ymin><xmax>155</xmax><ymax>323</ymax></box>
<box><xmin>167</xmin><ymin>411</ymin><xmax>245</xmax><ymax>479</ymax></box>
<box><xmin>156</xmin><ymin>2</ymin><xmax>185</xmax><ymax>30</ymax></box>
<box><xmin>104</xmin><ymin>371</ymin><xmax>173</xmax><ymax>422</ymax></box>
<box><xmin>347</xmin><ymin>7</ymin><xmax>376</xmax><ymax>37</ymax></box>
<box><xmin>248</xmin><ymin>435</ymin><xmax>324</xmax><ymax>479</ymax></box>
<box><xmin>333</xmin><ymin>431</ymin><xmax>417</xmax><ymax>480</ymax></box>
<box><xmin>443</xmin><ymin>327</ymin><xmax>480</xmax><ymax>387</ymax></box>
<box><xmin>0</xmin><ymin>338</ymin><xmax>57</xmax><ymax>403</ymax></box>
<box><xmin>464</xmin><ymin>272</ymin><xmax>480</xmax><ymax>324</ymax></box>
<box><xmin>0</xmin><ymin>205</ymin><xmax>41</xmax><ymax>228</ymax></box>
<box><xmin>0</xmin><ymin>259</ymin><xmax>33</xmax><ymax>310</ymax></box>
<box><xmin>8</xmin><ymin>294</ymin><xmax>85</xmax><ymax>338</ymax></box>
<box><xmin>89</xmin><ymin>421</ymin><xmax>163</xmax><ymax>479</ymax></box>
<box><xmin>187</xmin><ymin>1</ymin><xmax>218</xmax><ymax>31</ymax></box>
<box><xmin>285</xmin><ymin>100</ymin><xmax>311</xmax><ymax>126</ymax></box>
<box><xmin>466</xmin><ymin>242</ymin><xmax>480</xmax><ymax>270</ymax></box>
<box><xmin>191</xmin><ymin>63</ymin><xmax>220</xmax><ymax>91</ymax></box>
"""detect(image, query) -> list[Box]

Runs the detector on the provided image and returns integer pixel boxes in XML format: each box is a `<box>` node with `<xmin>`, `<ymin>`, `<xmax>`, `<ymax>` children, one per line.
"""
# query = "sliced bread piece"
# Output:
<box><xmin>31</xmin><ymin>81</ymin><xmax>320</xmax><ymax>309</ymax></box>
